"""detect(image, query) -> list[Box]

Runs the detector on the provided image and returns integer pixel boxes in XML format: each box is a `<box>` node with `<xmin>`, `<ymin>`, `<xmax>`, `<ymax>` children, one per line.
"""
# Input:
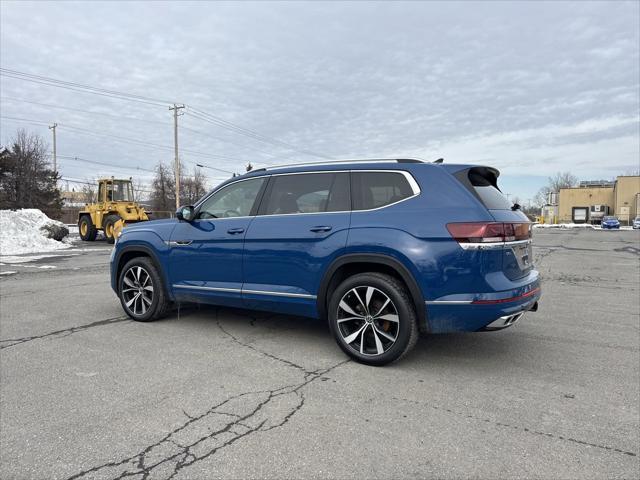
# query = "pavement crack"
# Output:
<box><xmin>393</xmin><ymin>396</ymin><xmax>637</xmax><ymax>458</ymax></box>
<box><xmin>215</xmin><ymin>309</ymin><xmax>314</xmax><ymax>375</ymax></box>
<box><xmin>0</xmin><ymin>316</ymin><xmax>130</xmax><ymax>350</ymax></box>
<box><xmin>65</xmin><ymin>359</ymin><xmax>349</xmax><ymax>480</ymax></box>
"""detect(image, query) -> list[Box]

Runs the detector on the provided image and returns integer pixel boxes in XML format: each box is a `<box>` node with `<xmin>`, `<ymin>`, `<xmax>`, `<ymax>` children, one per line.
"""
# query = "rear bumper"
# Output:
<box><xmin>424</xmin><ymin>281</ymin><xmax>541</xmax><ymax>333</ymax></box>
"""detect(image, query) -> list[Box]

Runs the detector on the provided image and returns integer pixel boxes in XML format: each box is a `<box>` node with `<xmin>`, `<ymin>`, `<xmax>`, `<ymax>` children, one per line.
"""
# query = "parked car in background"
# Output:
<box><xmin>110</xmin><ymin>159</ymin><xmax>540</xmax><ymax>366</ymax></box>
<box><xmin>633</xmin><ymin>217</ymin><xmax>640</xmax><ymax>229</ymax></box>
<box><xmin>601</xmin><ymin>216</ymin><xmax>621</xmax><ymax>229</ymax></box>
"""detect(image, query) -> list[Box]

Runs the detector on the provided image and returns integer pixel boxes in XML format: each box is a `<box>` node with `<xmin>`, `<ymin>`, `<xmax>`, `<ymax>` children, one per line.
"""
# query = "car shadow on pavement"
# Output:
<box><xmin>164</xmin><ymin>302</ymin><xmax>525</xmax><ymax>369</ymax></box>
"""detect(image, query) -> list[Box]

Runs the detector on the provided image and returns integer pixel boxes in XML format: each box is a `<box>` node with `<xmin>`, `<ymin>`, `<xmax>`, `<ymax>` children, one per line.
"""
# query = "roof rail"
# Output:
<box><xmin>253</xmin><ymin>158</ymin><xmax>425</xmax><ymax>172</ymax></box>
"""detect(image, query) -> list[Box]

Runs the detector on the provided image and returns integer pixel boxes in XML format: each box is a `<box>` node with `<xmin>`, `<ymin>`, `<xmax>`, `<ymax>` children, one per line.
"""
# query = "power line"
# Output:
<box><xmin>59</xmin><ymin>176</ymin><xmax>154</xmax><ymax>194</ymax></box>
<box><xmin>0</xmin><ymin>115</ymin><xmax>240</xmax><ymax>171</ymax></box>
<box><xmin>186</xmin><ymin>108</ymin><xmax>331</xmax><ymax>160</ymax></box>
<box><xmin>0</xmin><ymin>68</ymin><xmax>172</xmax><ymax>106</ymax></box>
<box><xmin>1</xmin><ymin>96</ymin><xmax>171</xmax><ymax>127</ymax></box>
<box><xmin>2</xmin><ymin>96</ymin><xmax>283</xmax><ymax>162</ymax></box>
<box><xmin>57</xmin><ymin>154</ymin><xmax>156</xmax><ymax>173</ymax></box>
<box><xmin>1</xmin><ymin>68</ymin><xmax>330</xmax><ymax>160</ymax></box>
<box><xmin>0</xmin><ymin>115</ymin><xmax>51</xmax><ymax>127</ymax></box>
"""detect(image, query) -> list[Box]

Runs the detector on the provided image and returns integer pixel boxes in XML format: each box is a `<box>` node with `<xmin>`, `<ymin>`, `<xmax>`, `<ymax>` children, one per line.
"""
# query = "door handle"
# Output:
<box><xmin>227</xmin><ymin>228</ymin><xmax>245</xmax><ymax>234</ymax></box>
<box><xmin>310</xmin><ymin>226</ymin><xmax>332</xmax><ymax>232</ymax></box>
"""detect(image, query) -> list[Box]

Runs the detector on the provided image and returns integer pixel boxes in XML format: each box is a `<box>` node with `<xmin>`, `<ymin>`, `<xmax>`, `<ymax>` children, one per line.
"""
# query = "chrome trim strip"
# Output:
<box><xmin>196</xmin><ymin>169</ymin><xmax>421</xmax><ymax>219</ymax></box>
<box><xmin>173</xmin><ymin>285</ymin><xmax>241</xmax><ymax>293</ymax></box>
<box><xmin>458</xmin><ymin>239</ymin><xmax>532</xmax><ymax>250</ymax></box>
<box><xmin>242</xmin><ymin>289</ymin><xmax>316</xmax><ymax>299</ymax></box>
<box><xmin>425</xmin><ymin>300</ymin><xmax>473</xmax><ymax>305</ymax></box>
<box><xmin>172</xmin><ymin>284</ymin><xmax>316</xmax><ymax>299</ymax></box>
<box><xmin>168</xmin><ymin>240</ymin><xmax>193</xmax><ymax>246</ymax></box>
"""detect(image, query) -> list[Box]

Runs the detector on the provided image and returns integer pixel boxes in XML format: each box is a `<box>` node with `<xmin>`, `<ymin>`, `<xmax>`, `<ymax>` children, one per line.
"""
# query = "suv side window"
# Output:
<box><xmin>197</xmin><ymin>177</ymin><xmax>266</xmax><ymax>219</ymax></box>
<box><xmin>261</xmin><ymin>172</ymin><xmax>350</xmax><ymax>215</ymax></box>
<box><xmin>351</xmin><ymin>171</ymin><xmax>415</xmax><ymax>210</ymax></box>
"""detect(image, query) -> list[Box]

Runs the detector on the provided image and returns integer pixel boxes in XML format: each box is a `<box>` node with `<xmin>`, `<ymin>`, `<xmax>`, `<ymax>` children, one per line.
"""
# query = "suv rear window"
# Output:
<box><xmin>456</xmin><ymin>167</ymin><xmax>512</xmax><ymax>210</ymax></box>
<box><xmin>261</xmin><ymin>172</ymin><xmax>350</xmax><ymax>215</ymax></box>
<box><xmin>351</xmin><ymin>172</ymin><xmax>415</xmax><ymax>210</ymax></box>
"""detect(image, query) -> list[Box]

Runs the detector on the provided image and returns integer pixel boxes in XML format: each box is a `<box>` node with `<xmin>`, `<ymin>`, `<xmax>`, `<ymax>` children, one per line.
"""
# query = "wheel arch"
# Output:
<box><xmin>317</xmin><ymin>253</ymin><xmax>428</xmax><ymax>333</ymax></box>
<box><xmin>114</xmin><ymin>245</ymin><xmax>173</xmax><ymax>301</ymax></box>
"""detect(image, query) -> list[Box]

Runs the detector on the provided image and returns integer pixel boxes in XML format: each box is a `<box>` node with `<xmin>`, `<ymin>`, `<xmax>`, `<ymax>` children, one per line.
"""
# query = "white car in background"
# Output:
<box><xmin>633</xmin><ymin>217</ymin><xmax>640</xmax><ymax>229</ymax></box>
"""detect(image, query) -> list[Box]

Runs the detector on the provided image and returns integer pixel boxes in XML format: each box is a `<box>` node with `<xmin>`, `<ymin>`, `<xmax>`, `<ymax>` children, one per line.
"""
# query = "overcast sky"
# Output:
<box><xmin>1</xmin><ymin>1</ymin><xmax>639</xmax><ymax>201</ymax></box>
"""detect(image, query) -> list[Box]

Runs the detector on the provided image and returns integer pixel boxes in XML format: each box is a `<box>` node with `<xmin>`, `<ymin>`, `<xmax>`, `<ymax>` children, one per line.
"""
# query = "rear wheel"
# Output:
<box><xmin>78</xmin><ymin>215</ymin><xmax>97</xmax><ymax>241</ymax></box>
<box><xmin>118</xmin><ymin>257</ymin><xmax>168</xmax><ymax>322</ymax></box>
<box><xmin>104</xmin><ymin>214</ymin><xmax>121</xmax><ymax>244</ymax></box>
<box><xmin>328</xmin><ymin>273</ymin><xmax>418</xmax><ymax>366</ymax></box>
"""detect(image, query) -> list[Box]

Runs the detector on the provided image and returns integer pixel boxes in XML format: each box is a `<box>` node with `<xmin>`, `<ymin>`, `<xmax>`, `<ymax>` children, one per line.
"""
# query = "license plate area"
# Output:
<box><xmin>511</xmin><ymin>242</ymin><xmax>533</xmax><ymax>271</ymax></box>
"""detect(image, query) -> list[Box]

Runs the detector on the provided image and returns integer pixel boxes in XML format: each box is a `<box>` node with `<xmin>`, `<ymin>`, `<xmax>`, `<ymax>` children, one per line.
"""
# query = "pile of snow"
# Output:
<box><xmin>534</xmin><ymin>223</ymin><xmax>595</xmax><ymax>229</ymax></box>
<box><xmin>534</xmin><ymin>223</ymin><xmax>634</xmax><ymax>230</ymax></box>
<box><xmin>0</xmin><ymin>209</ymin><xmax>72</xmax><ymax>256</ymax></box>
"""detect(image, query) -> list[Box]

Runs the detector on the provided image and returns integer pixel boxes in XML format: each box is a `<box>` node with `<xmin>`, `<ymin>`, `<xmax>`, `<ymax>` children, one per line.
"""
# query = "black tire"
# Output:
<box><xmin>78</xmin><ymin>215</ymin><xmax>97</xmax><ymax>241</ymax></box>
<box><xmin>328</xmin><ymin>273</ymin><xmax>418</xmax><ymax>366</ymax></box>
<box><xmin>118</xmin><ymin>257</ymin><xmax>169</xmax><ymax>322</ymax></box>
<box><xmin>104</xmin><ymin>214</ymin><xmax>121</xmax><ymax>244</ymax></box>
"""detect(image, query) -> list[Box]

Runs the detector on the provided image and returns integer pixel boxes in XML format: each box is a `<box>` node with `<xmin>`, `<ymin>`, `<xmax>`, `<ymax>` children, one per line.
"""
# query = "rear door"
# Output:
<box><xmin>242</xmin><ymin>171</ymin><xmax>351</xmax><ymax>317</ymax></box>
<box><xmin>455</xmin><ymin>167</ymin><xmax>533</xmax><ymax>280</ymax></box>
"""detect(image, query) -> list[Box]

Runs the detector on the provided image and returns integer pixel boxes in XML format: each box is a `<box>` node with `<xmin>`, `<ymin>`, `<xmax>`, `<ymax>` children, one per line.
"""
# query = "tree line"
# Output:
<box><xmin>0</xmin><ymin>129</ymin><xmax>213</xmax><ymax>219</ymax></box>
<box><xmin>2</xmin><ymin>128</ymin><xmax>636</xmax><ymax>221</ymax></box>
<box><xmin>0</xmin><ymin>129</ymin><xmax>63</xmax><ymax>218</ymax></box>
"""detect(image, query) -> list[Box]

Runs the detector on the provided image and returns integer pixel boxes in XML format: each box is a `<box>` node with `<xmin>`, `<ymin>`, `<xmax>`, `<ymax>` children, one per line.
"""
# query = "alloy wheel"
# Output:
<box><xmin>121</xmin><ymin>266</ymin><xmax>154</xmax><ymax>316</ymax></box>
<box><xmin>336</xmin><ymin>286</ymin><xmax>399</xmax><ymax>356</ymax></box>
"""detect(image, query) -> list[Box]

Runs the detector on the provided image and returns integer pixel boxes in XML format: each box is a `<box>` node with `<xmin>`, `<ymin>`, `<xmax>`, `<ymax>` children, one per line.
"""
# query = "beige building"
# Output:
<box><xmin>557</xmin><ymin>176</ymin><xmax>640</xmax><ymax>224</ymax></box>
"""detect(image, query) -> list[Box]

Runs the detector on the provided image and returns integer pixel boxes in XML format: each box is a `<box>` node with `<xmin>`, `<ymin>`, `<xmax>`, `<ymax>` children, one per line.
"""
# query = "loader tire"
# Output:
<box><xmin>104</xmin><ymin>214</ymin><xmax>121</xmax><ymax>244</ymax></box>
<box><xmin>79</xmin><ymin>216</ymin><xmax>97</xmax><ymax>242</ymax></box>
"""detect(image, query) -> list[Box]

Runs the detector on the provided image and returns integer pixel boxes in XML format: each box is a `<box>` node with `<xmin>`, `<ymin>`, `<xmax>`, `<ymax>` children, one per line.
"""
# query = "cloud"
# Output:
<box><xmin>0</xmin><ymin>0</ymin><xmax>638</xmax><ymax>197</ymax></box>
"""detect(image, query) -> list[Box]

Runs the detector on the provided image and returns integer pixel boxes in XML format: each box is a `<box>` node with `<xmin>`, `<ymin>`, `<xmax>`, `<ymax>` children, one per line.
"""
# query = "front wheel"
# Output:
<box><xmin>328</xmin><ymin>273</ymin><xmax>418</xmax><ymax>366</ymax></box>
<box><xmin>118</xmin><ymin>257</ymin><xmax>169</xmax><ymax>322</ymax></box>
<box><xmin>104</xmin><ymin>214</ymin><xmax>121</xmax><ymax>244</ymax></box>
<box><xmin>78</xmin><ymin>216</ymin><xmax>97</xmax><ymax>241</ymax></box>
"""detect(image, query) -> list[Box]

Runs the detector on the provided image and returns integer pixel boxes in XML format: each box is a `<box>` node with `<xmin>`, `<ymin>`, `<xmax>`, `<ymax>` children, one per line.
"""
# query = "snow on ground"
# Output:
<box><xmin>0</xmin><ymin>209</ymin><xmax>73</xmax><ymax>256</ymax></box>
<box><xmin>534</xmin><ymin>223</ymin><xmax>634</xmax><ymax>230</ymax></box>
<box><xmin>0</xmin><ymin>254</ymin><xmax>79</xmax><ymax>264</ymax></box>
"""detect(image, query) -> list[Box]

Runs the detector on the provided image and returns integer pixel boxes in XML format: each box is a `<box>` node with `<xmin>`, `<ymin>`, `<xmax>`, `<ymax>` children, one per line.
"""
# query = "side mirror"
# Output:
<box><xmin>176</xmin><ymin>205</ymin><xmax>195</xmax><ymax>222</ymax></box>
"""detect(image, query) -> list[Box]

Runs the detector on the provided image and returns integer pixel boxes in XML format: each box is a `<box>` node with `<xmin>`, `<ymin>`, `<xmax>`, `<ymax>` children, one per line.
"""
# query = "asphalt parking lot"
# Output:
<box><xmin>1</xmin><ymin>229</ymin><xmax>638</xmax><ymax>479</ymax></box>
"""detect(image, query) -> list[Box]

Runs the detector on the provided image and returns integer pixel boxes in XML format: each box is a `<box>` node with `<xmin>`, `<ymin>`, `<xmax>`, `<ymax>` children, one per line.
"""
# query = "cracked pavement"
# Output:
<box><xmin>1</xmin><ymin>230</ymin><xmax>639</xmax><ymax>479</ymax></box>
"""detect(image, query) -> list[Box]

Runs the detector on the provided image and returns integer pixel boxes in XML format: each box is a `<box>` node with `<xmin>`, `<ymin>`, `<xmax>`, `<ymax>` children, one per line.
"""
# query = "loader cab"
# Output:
<box><xmin>99</xmin><ymin>178</ymin><xmax>135</xmax><ymax>204</ymax></box>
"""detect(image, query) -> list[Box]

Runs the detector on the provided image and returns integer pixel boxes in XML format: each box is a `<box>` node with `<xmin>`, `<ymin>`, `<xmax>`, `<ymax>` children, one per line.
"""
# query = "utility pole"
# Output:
<box><xmin>169</xmin><ymin>104</ymin><xmax>185</xmax><ymax>209</ymax></box>
<box><xmin>48</xmin><ymin>123</ymin><xmax>57</xmax><ymax>173</ymax></box>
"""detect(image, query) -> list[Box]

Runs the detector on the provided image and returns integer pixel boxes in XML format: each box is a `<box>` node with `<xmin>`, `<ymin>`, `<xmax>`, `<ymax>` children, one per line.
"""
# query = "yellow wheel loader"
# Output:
<box><xmin>78</xmin><ymin>178</ymin><xmax>150</xmax><ymax>244</ymax></box>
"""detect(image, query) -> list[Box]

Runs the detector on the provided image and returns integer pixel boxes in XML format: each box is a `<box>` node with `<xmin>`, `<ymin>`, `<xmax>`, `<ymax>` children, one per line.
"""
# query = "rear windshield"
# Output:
<box><xmin>456</xmin><ymin>167</ymin><xmax>512</xmax><ymax>210</ymax></box>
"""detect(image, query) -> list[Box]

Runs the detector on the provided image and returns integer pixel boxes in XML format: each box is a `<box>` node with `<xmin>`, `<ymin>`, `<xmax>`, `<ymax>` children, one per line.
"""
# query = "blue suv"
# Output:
<box><xmin>111</xmin><ymin>159</ymin><xmax>540</xmax><ymax>365</ymax></box>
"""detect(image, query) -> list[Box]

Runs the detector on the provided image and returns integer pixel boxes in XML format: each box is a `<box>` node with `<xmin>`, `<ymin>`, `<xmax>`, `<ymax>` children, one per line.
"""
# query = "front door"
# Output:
<box><xmin>169</xmin><ymin>176</ymin><xmax>267</xmax><ymax>308</ymax></box>
<box><xmin>243</xmin><ymin>171</ymin><xmax>351</xmax><ymax>317</ymax></box>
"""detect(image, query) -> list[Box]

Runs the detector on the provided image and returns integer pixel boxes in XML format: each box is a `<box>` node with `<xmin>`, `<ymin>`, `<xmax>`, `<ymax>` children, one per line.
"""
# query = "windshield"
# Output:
<box><xmin>603</xmin><ymin>216</ymin><xmax>616</xmax><ymax>221</ymax></box>
<box><xmin>107</xmin><ymin>181</ymin><xmax>134</xmax><ymax>202</ymax></box>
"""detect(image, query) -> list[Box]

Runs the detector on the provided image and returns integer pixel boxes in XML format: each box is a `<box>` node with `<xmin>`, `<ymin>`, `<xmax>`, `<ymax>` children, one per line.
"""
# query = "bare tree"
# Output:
<box><xmin>181</xmin><ymin>166</ymin><xmax>207</xmax><ymax>205</ymax></box>
<box><xmin>150</xmin><ymin>161</ymin><xmax>207</xmax><ymax>214</ymax></box>
<box><xmin>533</xmin><ymin>172</ymin><xmax>578</xmax><ymax>206</ymax></box>
<box><xmin>150</xmin><ymin>162</ymin><xmax>175</xmax><ymax>214</ymax></box>
<box><xmin>0</xmin><ymin>129</ymin><xmax>62</xmax><ymax>218</ymax></box>
<box><xmin>131</xmin><ymin>178</ymin><xmax>149</xmax><ymax>203</ymax></box>
<box><xmin>80</xmin><ymin>180</ymin><xmax>97</xmax><ymax>203</ymax></box>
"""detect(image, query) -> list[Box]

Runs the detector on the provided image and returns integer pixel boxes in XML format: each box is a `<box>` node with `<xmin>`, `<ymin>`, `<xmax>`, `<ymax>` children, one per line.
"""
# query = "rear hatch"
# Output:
<box><xmin>452</xmin><ymin>166</ymin><xmax>533</xmax><ymax>281</ymax></box>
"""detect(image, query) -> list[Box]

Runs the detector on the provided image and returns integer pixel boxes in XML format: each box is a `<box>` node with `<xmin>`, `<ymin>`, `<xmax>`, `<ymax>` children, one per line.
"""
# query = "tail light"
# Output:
<box><xmin>447</xmin><ymin>222</ymin><xmax>531</xmax><ymax>244</ymax></box>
